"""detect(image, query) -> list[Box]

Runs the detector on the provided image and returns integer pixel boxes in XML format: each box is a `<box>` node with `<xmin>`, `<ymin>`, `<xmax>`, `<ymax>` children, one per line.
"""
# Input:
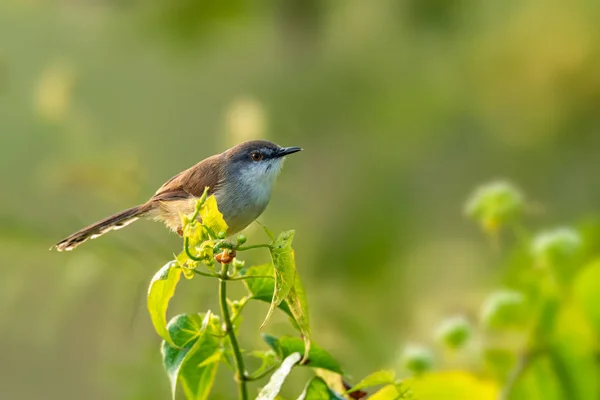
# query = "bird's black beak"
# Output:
<box><xmin>276</xmin><ymin>146</ymin><xmax>303</xmax><ymax>157</ymax></box>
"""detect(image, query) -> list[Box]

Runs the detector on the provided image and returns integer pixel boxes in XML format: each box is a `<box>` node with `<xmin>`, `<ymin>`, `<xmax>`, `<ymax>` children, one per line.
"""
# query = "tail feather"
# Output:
<box><xmin>53</xmin><ymin>204</ymin><xmax>150</xmax><ymax>252</ymax></box>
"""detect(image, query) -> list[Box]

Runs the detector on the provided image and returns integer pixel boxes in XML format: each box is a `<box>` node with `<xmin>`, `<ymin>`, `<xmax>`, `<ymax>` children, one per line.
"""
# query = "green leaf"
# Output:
<box><xmin>345</xmin><ymin>370</ymin><xmax>396</xmax><ymax>393</ymax></box>
<box><xmin>263</xmin><ymin>231</ymin><xmax>297</xmax><ymax>329</ymax></box>
<box><xmin>262</xmin><ymin>335</ymin><xmax>343</xmax><ymax>374</ymax></box>
<box><xmin>161</xmin><ymin>313</ymin><xmax>222</xmax><ymax>400</ymax></box>
<box><xmin>257</xmin><ymin>352</ymin><xmax>302</xmax><ymax>400</ymax></box>
<box><xmin>298</xmin><ymin>377</ymin><xmax>345</xmax><ymax>400</ymax></box>
<box><xmin>241</xmin><ymin>264</ymin><xmax>294</xmax><ymax>318</ymax></box>
<box><xmin>199</xmin><ymin>195</ymin><xmax>228</xmax><ymax>235</ymax></box>
<box><xmin>287</xmin><ymin>272</ymin><xmax>311</xmax><ymax>358</ymax></box>
<box><xmin>148</xmin><ymin>261</ymin><xmax>182</xmax><ymax>347</ymax></box>
<box><xmin>572</xmin><ymin>259</ymin><xmax>600</xmax><ymax>332</ymax></box>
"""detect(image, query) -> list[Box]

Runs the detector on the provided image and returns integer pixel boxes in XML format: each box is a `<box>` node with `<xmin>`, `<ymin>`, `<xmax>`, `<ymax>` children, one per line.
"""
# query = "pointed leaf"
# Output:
<box><xmin>262</xmin><ymin>335</ymin><xmax>342</xmax><ymax>374</ymax></box>
<box><xmin>345</xmin><ymin>370</ymin><xmax>396</xmax><ymax>393</ymax></box>
<box><xmin>161</xmin><ymin>313</ymin><xmax>222</xmax><ymax>400</ymax></box>
<box><xmin>200</xmin><ymin>195</ymin><xmax>228</xmax><ymax>235</ymax></box>
<box><xmin>298</xmin><ymin>377</ymin><xmax>346</xmax><ymax>400</ymax></box>
<box><xmin>148</xmin><ymin>261</ymin><xmax>182</xmax><ymax>346</ymax></box>
<box><xmin>263</xmin><ymin>231</ymin><xmax>297</xmax><ymax>329</ymax></box>
<box><xmin>257</xmin><ymin>352</ymin><xmax>302</xmax><ymax>400</ymax></box>
<box><xmin>241</xmin><ymin>264</ymin><xmax>294</xmax><ymax>318</ymax></box>
<box><xmin>286</xmin><ymin>272</ymin><xmax>311</xmax><ymax>357</ymax></box>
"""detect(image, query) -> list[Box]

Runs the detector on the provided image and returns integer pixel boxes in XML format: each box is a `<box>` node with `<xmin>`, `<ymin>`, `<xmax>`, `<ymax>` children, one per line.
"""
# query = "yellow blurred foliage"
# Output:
<box><xmin>34</xmin><ymin>60</ymin><xmax>74</xmax><ymax>122</ymax></box>
<box><xmin>409</xmin><ymin>371</ymin><xmax>499</xmax><ymax>400</ymax></box>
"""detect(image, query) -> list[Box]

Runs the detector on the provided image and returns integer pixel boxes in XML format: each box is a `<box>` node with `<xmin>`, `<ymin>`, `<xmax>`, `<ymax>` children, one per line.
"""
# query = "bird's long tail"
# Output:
<box><xmin>53</xmin><ymin>203</ymin><xmax>152</xmax><ymax>252</ymax></box>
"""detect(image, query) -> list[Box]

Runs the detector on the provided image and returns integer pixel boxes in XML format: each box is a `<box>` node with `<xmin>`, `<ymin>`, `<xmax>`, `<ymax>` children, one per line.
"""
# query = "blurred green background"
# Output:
<box><xmin>1</xmin><ymin>0</ymin><xmax>600</xmax><ymax>399</ymax></box>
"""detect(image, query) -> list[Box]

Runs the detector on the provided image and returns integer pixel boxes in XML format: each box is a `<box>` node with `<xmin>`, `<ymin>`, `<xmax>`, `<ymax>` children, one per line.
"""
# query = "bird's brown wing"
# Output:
<box><xmin>150</xmin><ymin>155</ymin><xmax>225</xmax><ymax>202</ymax></box>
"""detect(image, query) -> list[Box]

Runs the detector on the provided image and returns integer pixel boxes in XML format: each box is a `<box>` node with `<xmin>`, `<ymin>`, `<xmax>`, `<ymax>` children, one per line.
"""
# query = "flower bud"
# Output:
<box><xmin>434</xmin><ymin>315</ymin><xmax>472</xmax><ymax>350</ymax></box>
<box><xmin>464</xmin><ymin>181</ymin><xmax>524</xmax><ymax>232</ymax></box>
<box><xmin>532</xmin><ymin>227</ymin><xmax>581</xmax><ymax>266</ymax></box>
<box><xmin>217</xmin><ymin>231</ymin><xmax>227</xmax><ymax>239</ymax></box>
<box><xmin>236</xmin><ymin>234</ymin><xmax>247</xmax><ymax>245</ymax></box>
<box><xmin>480</xmin><ymin>290</ymin><xmax>526</xmax><ymax>329</ymax></box>
<box><xmin>400</xmin><ymin>344</ymin><xmax>434</xmax><ymax>375</ymax></box>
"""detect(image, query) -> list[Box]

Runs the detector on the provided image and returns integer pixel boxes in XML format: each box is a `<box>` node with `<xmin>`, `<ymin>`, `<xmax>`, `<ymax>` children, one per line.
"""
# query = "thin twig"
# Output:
<box><xmin>236</xmin><ymin>244</ymin><xmax>272</xmax><ymax>251</ymax></box>
<box><xmin>228</xmin><ymin>275</ymin><xmax>274</xmax><ymax>281</ymax></box>
<box><xmin>219</xmin><ymin>264</ymin><xmax>248</xmax><ymax>399</ymax></box>
<box><xmin>500</xmin><ymin>350</ymin><xmax>539</xmax><ymax>400</ymax></box>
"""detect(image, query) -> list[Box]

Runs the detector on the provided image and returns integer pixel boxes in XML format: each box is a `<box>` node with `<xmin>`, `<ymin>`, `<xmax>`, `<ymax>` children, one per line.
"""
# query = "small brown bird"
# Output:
<box><xmin>54</xmin><ymin>140</ymin><xmax>302</xmax><ymax>251</ymax></box>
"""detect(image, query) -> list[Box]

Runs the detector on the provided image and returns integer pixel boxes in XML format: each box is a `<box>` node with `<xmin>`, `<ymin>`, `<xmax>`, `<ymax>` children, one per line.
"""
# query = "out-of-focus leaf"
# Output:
<box><xmin>298</xmin><ymin>377</ymin><xmax>345</xmax><ymax>400</ymax></box>
<box><xmin>369</xmin><ymin>383</ymin><xmax>412</xmax><ymax>400</ymax></box>
<box><xmin>483</xmin><ymin>348</ymin><xmax>516</xmax><ymax>381</ymax></box>
<box><xmin>262</xmin><ymin>334</ymin><xmax>343</xmax><ymax>374</ymax></box>
<box><xmin>257</xmin><ymin>352</ymin><xmax>302</xmax><ymax>400</ymax></box>
<box><xmin>263</xmin><ymin>231</ymin><xmax>297</xmax><ymax>329</ymax></box>
<box><xmin>344</xmin><ymin>370</ymin><xmax>395</xmax><ymax>393</ymax></box>
<box><xmin>551</xmin><ymin>302</ymin><xmax>600</xmax><ymax>400</ymax></box>
<box><xmin>199</xmin><ymin>195</ymin><xmax>228</xmax><ymax>235</ymax></box>
<box><xmin>161</xmin><ymin>313</ymin><xmax>222</xmax><ymax>400</ymax></box>
<box><xmin>509</xmin><ymin>356</ymin><xmax>562</xmax><ymax>400</ymax></box>
<box><xmin>409</xmin><ymin>371</ymin><xmax>498</xmax><ymax>400</ymax></box>
<box><xmin>148</xmin><ymin>261</ymin><xmax>182</xmax><ymax>347</ymax></box>
<box><xmin>572</xmin><ymin>259</ymin><xmax>600</xmax><ymax>332</ymax></box>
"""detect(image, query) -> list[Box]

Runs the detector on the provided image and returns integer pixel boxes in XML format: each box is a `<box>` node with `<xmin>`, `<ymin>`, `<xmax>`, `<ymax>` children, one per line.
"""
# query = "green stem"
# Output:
<box><xmin>184</xmin><ymin>237</ymin><xmax>203</xmax><ymax>261</ymax></box>
<box><xmin>219</xmin><ymin>264</ymin><xmax>248</xmax><ymax>400</ymax></box>
<box><xmin>548</xmin><ymin>348</ymin><xmax>578</xmax><ymax>400</ymax></box>
<box><xmin>500</xmin><ymin>350</ymin><xmax>539</xmax><ymax>400</ymax></box>
<box><xmin>246</xmin><ymin>365</ymin><xmax>278</xmax><ymax>381</ymax></box>
<box><xmin>236</xmin><ymin>244</ymin><xmax>271</xmax><ymax>251</ymax></box>
<box><xmin>192</xmin><ymin>270</ymin><xmax>219</xmax><ymax>278</ymax></box>
<box><xmin>228</xmin><ymin>275</ymin><xmax>273</xmax><ymax>281</ymax></box>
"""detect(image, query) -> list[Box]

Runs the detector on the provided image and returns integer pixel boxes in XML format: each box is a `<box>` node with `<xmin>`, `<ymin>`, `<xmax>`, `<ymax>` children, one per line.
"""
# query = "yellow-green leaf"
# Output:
<box><xmin>199</xmin><ymin>195</ymin><xmax>228</xmax><ymax>235</ymax></box>
<box><xmin>148</xmin><ymin>261</ymin><xmax>182</xmax><ymax>347</ymax></box>
<box><xmin>262</xmin><ymin>231</ymin><xmax>297</xmax><ymax>329</ymax></box>
<box><xmin>287</xmin><ymin>272</ymin><xmax>311</xmax><ymax>358</ymax></box>
<box><xmin>161</xmin><ymin>313</ymin><xmax>222</xmax><ymax>400</ymax></box>
<box><xmin>409</xmin><ymin>371</ymin><xmax>498</xmax><ymax>400</ymax></box>
<box><xmin>345</xmin><ymin>369</ymin><xmax>396</xmax><ymax>393</ymax></box>
<box><xmin>298</xmin><ymin>377</ymin><xmax>346</xmax><ymax>400</ymax></box>
<box><xmin>369</xmin><ymin>383</ymin><xmax>412</xmax><ymax>400</ymax></box>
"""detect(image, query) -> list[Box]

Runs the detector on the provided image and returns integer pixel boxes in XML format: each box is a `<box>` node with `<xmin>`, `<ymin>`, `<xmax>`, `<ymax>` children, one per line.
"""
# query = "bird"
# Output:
<box><xmin>53</xmin><ymin>140</ymin><xmax>302</xmax><ymax>251</ymax></box>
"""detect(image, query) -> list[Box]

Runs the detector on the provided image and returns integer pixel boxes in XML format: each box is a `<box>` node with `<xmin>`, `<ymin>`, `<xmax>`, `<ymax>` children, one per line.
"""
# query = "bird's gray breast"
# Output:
<box><xmin>214</xmin><ymin>179</ymin><xmax>271</xmax><ymax>235</ymax></box>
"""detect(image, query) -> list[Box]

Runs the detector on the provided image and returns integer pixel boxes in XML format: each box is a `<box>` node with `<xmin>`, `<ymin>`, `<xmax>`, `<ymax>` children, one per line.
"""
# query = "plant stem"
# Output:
<box><xmin>192</xmin><ymin>270</ymin><xmax>219</xmax><ymax>278</ymax></box>
<box><xmin>548</xmin><ymin>348</ymin><xmax>578</xmax><ymax>400</ymax></box>
<box><xmin>236</xmin><ymin>244</ymin><xmax>271</xmax><ymax>251</ymax></box>
<box><xmin>219</xmin><ymin>264</ymin><xmax>248</xmax><ymax>400</ymax></box>
<box><xmin>184</xmin><ymin>237</ymin><xmax>202</xmax><ymax>261</ymax></box>
<box><xmin>228</xmin><ymin>275</ymin><xmax>273</xmax><ymax>281</ymax></box>
<box><xmin>246</xmin><ymin>365</ymin><xmax>278</xmax><ymax>381</ymax></box>
<box><xmin>500</xmin><ymin>350</ymin><xmax>538</xmax><ymax>400</ymax></box>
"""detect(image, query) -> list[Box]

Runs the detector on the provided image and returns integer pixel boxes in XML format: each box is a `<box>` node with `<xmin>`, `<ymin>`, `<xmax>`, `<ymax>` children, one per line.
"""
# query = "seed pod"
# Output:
<box><xmin>215</xmin><ymin>249</ymin><xmax>236</xmax><ymax>264</ymax></box>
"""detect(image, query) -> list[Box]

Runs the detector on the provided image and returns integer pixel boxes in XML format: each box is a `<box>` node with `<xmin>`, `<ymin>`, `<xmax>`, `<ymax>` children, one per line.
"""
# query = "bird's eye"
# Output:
<box><xmin>250</xmin><ymin>151</ymin><xmax>263</xmax><ymax>161</ymax></box>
